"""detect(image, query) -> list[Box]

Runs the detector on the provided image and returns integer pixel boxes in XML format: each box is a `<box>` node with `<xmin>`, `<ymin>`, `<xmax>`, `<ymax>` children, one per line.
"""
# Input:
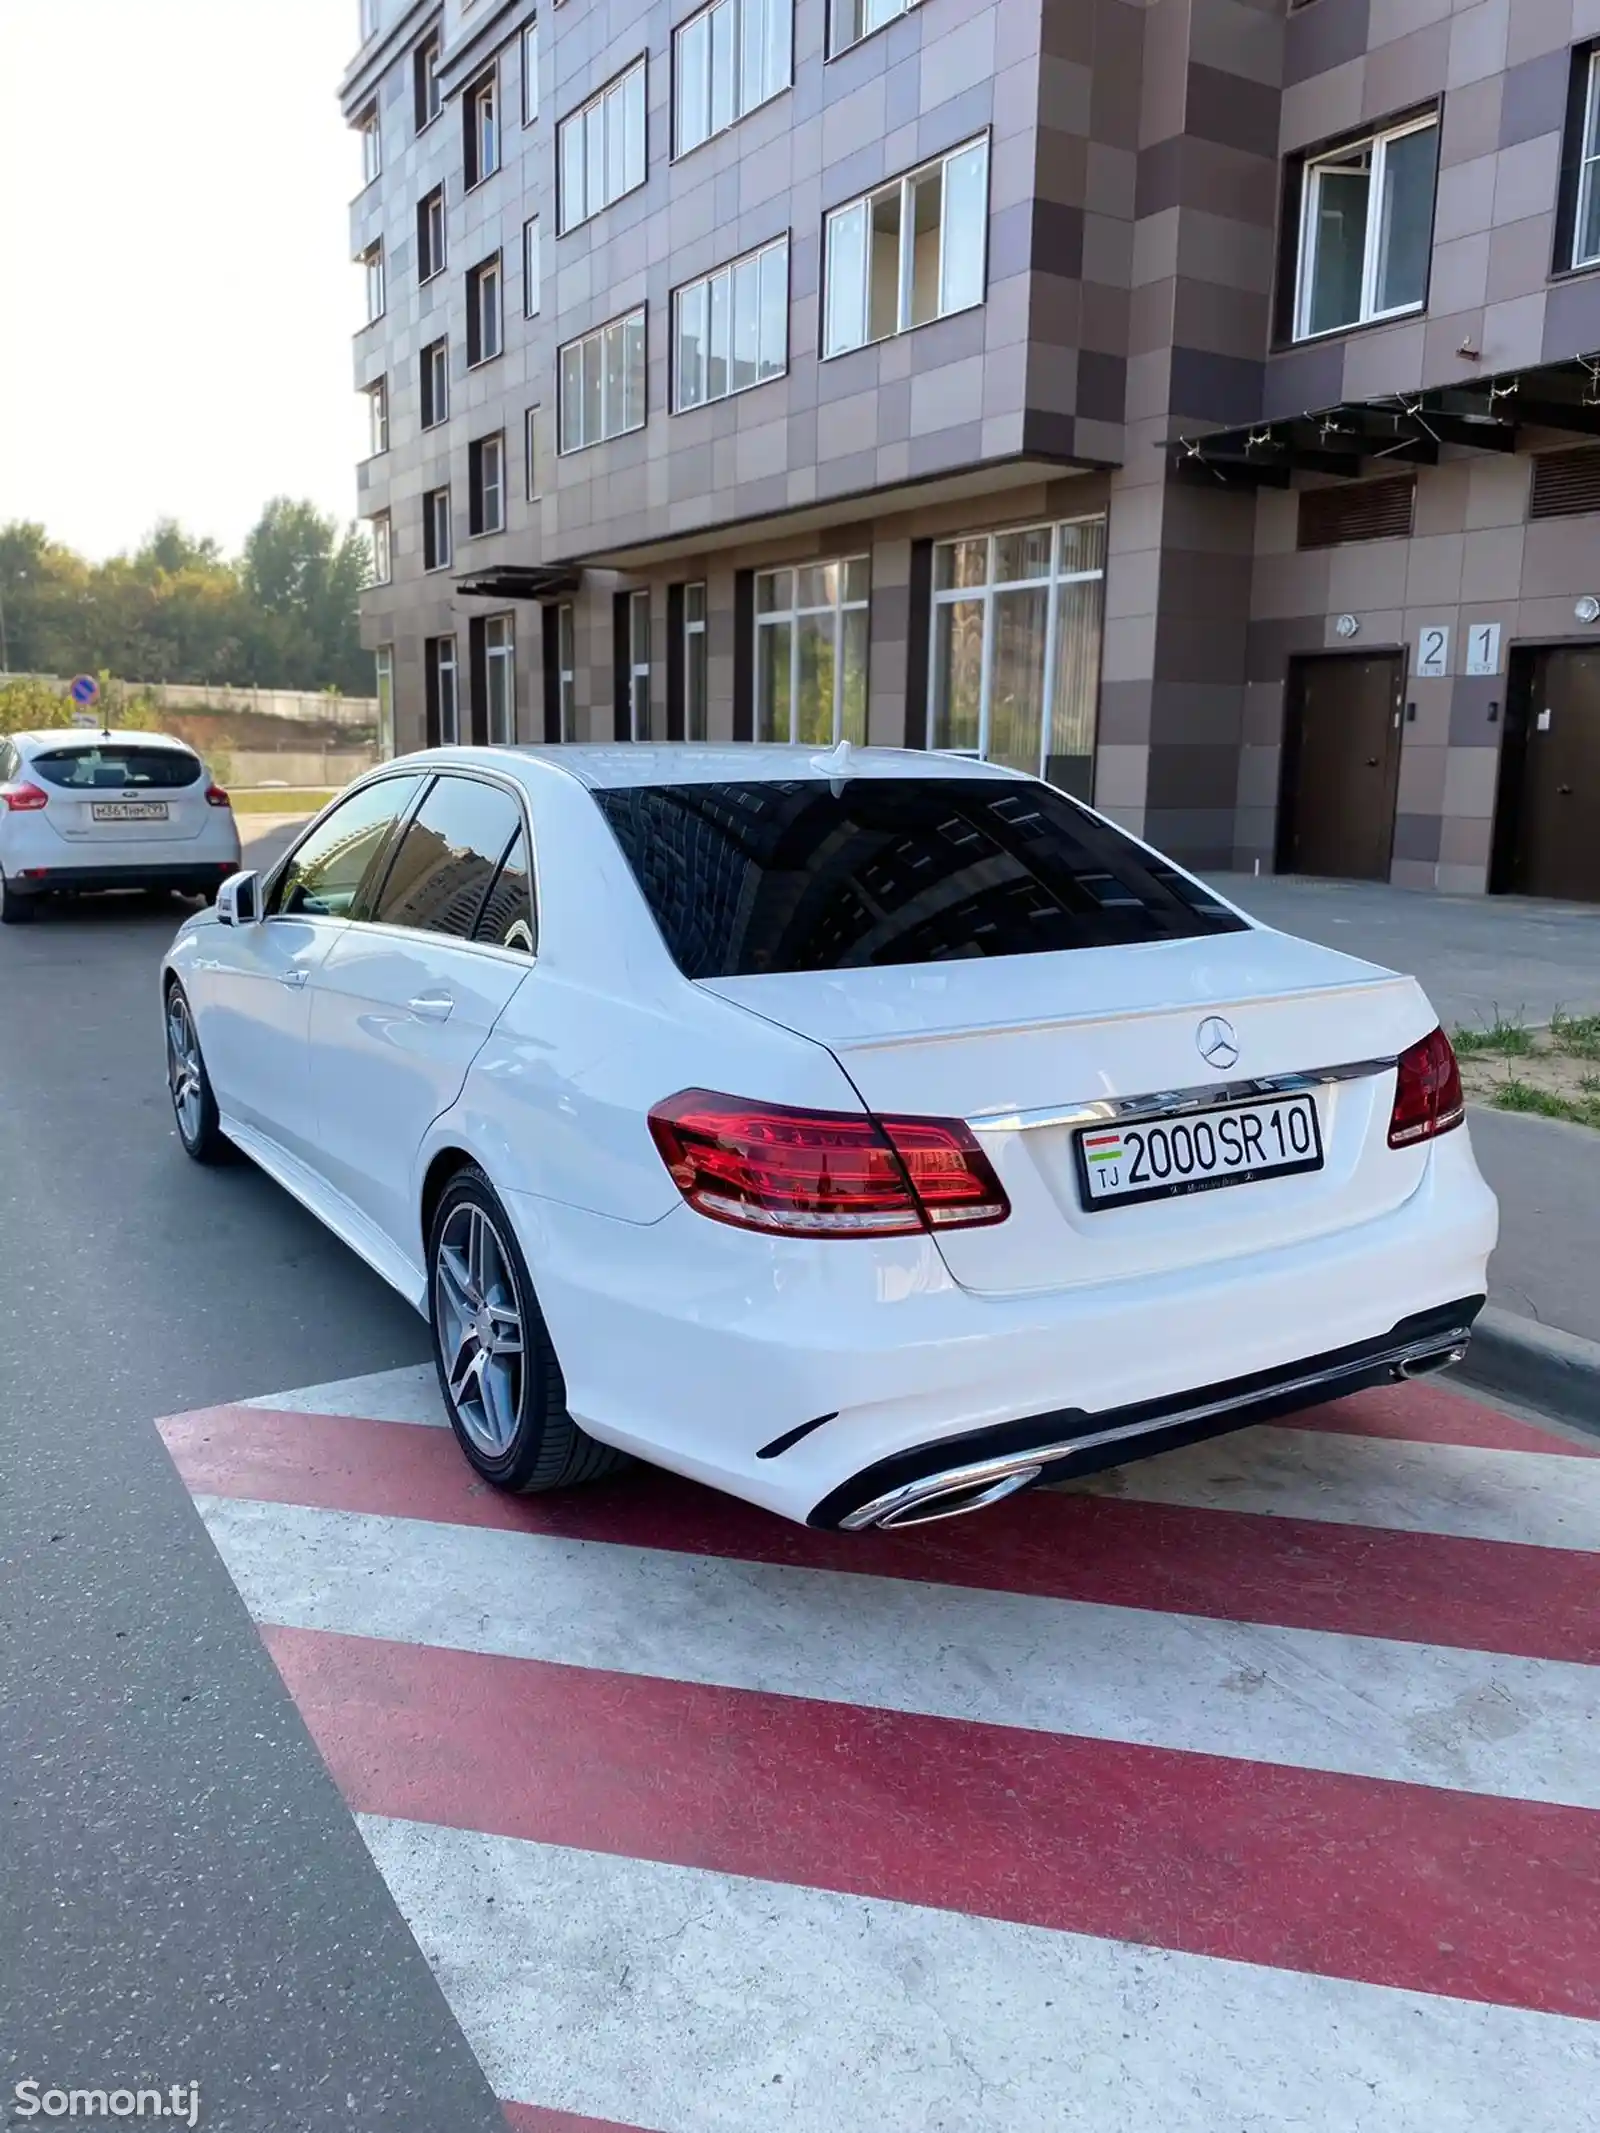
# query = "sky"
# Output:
<box><xmin>0</xmin><ymin>0</ymin><xmax>368</xmax><ymax>562</ymax></box>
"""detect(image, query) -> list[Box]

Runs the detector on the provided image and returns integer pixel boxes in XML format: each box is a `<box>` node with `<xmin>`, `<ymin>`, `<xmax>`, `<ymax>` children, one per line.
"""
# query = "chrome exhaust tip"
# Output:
<box><xmin>857</xmin><ymin>1465</ymin><xmax>1044</xmax><ymax>1532</ymax></box>
<box><xmin>1397</xmin><ymin>1341</ymin><xmax>1469</xmax><ymax>1380</ymax></box>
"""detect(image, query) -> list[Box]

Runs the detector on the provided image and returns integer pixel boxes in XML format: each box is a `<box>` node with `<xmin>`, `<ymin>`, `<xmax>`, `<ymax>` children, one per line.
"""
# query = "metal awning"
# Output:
<box><xmin>453</xmin><ymin>564</ymin><xmax>582</xmax><ymax>601</ymax></box>
<box><xmin>1169</xmin><ymin>353</ymin><xmax>1600</xmax><ymax>488</ymax></box>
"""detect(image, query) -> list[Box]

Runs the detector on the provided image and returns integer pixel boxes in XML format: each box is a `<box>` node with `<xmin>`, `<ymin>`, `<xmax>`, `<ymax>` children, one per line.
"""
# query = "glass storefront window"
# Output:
<box><xmin>754</xmin><ymin>556</ymin><xmax>869</xmax><ymax>746</ymax></box>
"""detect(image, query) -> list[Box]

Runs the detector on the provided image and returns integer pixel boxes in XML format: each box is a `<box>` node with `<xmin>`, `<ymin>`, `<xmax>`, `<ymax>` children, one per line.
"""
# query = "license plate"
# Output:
<box><xmin>1076</xmin><ymin>1094</ymin><xmax>1324</xmax><ymax>1211</ymax></box>
<box><xmin>91</xmin><ymin>801</ymin><xmax>168</xmax><ymax>822</ymax></box>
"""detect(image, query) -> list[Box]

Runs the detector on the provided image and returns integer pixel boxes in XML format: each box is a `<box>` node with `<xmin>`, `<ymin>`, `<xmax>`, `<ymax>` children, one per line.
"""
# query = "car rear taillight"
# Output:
<box><xmin>648</xmin><ymin>1090</ymin><xmax>1010</xmax><ymax>1239</ymax></box>
<box><xmin>205</xmin><ymin>782</ymin><xmax>231</xmax><ymax>808</ymax></box>
<box><xmin>1388</xmin><ymin>1027</ymin><xmax>1465</xmax><ymax>1149</ymax></box>
<box><xmin>0</xmin><ymin>780</ymin><xmax>49</xmax><ymax>812</ymax></box>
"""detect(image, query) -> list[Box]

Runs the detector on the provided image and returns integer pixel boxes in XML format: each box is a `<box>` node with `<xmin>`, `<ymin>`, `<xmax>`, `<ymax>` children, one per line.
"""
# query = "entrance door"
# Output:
<box><xmin>1278</xmin><ymin>653</ymin><xmax>1404</xmax><ymax>881</ymax></box>
<box><xmin>1493</xmin><ymin>648</ymin><xmax>1600</xmax><ymax>903</ymax></box>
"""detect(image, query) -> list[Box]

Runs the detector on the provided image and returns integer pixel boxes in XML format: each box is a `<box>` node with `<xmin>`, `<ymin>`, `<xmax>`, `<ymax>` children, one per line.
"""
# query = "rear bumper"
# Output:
<box><xmin>5</xmin><ymin>861</ymin><xmax>237</xmax><ymax>894</ymax></box>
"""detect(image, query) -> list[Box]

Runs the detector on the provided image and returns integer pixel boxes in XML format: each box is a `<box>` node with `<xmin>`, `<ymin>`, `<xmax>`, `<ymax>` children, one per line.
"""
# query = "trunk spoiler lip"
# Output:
<box><xmin>967</xmin><ymin>1055</ymin><xmax>1400</xmax><ymax>1137</ymax></box>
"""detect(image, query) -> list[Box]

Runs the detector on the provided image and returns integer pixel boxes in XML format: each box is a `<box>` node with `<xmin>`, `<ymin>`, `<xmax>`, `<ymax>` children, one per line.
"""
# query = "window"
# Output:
<box><xmin>522</xmin><ymin>17</ymin><xmax>539</xmax><ymax>126</ymax></box>
<box><xmin>465</xmin><ymin>68</ymin><xmax>500</xmax><ymax>188</ymax></box>
<box><xmin>466</xmin><ymin>253</ymin><xmax>502</xmax><ymax>365</ymax></box>
<box><xmin>469</xmin><ymin>433</ymin><xmax>506</xmax><ymax>535</ymax></box>
<box><xmin>423</xmin><ymin>487</ymin><xmax>452</xmax><ymax>572</ymax></box>
<box><xmin>823</xmin><ymin>135</ymin><xmax>989</xmax><ymax>357</ymax></box>
<box><xmin>415</xmin><ymin>34</ymin><xmax>443</xmax><ymax>131</ymax></box>
<box><xmin>524</xmin><ymin>405</ymin><xmax>541</xmax><ymax>498</ymax></box>
<box><xmin>673</xmin><ymin>0</ymin><xmax>792</xmax><ymax>158</ymax></box>
<box><xmin>426</xmin><ymin>635</ymin><xmax>460</xmax><ymax>745</ymax></box>
<box><xmin>593</xmin><ymin>779</ymin><xmax>1248</xmax><ymax>980</ymax></box>
<box><xmin>421</xmin><ymin>337</ymin><xmax>449</xmax><ymax>428</ymax></box>
<box><xmin>557</xmin><ymin>59</ymin><xmax>646</xmax><ymax>232</ymax></box>
<box><xmin>755</xmin><ymin>558</ymin><xmax>868</xmax><ymax>746</ymax></box>
<box><xmin>360</xmin><ymin>0</ymin><xmax>380</xmax><ymax>41</ymax></box>
<box><xmin>475</xmin><ymin>831</ymin><xmax>535</xmax><ymax>952</ymax></box>
<box><xmin>375</xmin><ymin>651</ymin><xmax>396</xmax><ymax>759</ymax></box>
<box><xmin>674</xmin><ymin>237</ymin><xmax>787</xmax><ymax>410</ymax></box>
<box><xmin>928</xmin><ymin>518</ymin><xmax>1106</xmax><ymax>792</ymax></box>
<box><xmin>417</xmin><ymin>186</ymin><xmax>446</xmax><ymax>280</ymax></box>
<box><xmin>626</xmin><ymin>590</ymin><xmax>651</xmax><ymax>740</ymax></box>
<box><xmin>829</xmin><ymin>0</ymin><xmax>916</xmax><ymax>58</ymax></box>
<box><xmin>31</xmin><ymin>746</ymin><xmax>202</xmax><ymax>790</ymax></box>
<box><xmin>558</xmin><ymin>307</ymin><xmax>646</xmax><ymax>452</ymax></box>
<box><xmin>483</xmin><ymin>615</ymin><xmax>516</xmax><ymax>743</ymax></box>
<box><xmin>557</xmin><ymin>602</ymin><xmax>576</xmax><ymax>739</ymax></box>
<box><xmin>523</xmin><ymin>215</ymin><xmax>541</xmax><ymax>316</ymax></box>
<box><xmin>361</xmin><ymin>242</ymin><xmax>385</xmax><ymax>324</ymax></box>
<box><xmin>364</xmin><ymin>377</ymin><xmax>389</xmax><ymax>456</ymax></box>
<box><xmin>359</xmin><ymin>105</ymin><xmax>382</xmax><ymax>185</ymax></box>
<box><xmin>684</xmin><ymin>581</ymin><xmax>708</xmax><ymax>741</ymax></box>
<box><xmin>270</xmin><ymin>773</ymin><xmax>424</xmax><ymax>919</ymax></box>
<box><xmin>371</xmin><ymin>511</ymin><xmax>393</xmax><ymax>584</ymax></box>
<box><xmin>1573</xmin><ymin>52</ymin><xmax>1600</xmax><ymax>268</ymax></box>
<box><xmin>1294</xmin><ymin>114</ymin><xmax>1439</xmax><ymax>340</ymax></box>
<box><xmin>371</xmin><ymin>775</ymin><xmax>524</xmax><ymax>938</ymax></box>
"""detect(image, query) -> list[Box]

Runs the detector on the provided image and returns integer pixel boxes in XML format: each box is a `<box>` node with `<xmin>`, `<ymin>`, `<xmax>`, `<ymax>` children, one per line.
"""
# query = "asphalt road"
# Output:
<box><xmin>0</xmin><ymin>877</ymin><xmax>502</xmax><ymax>2131</ymax></box>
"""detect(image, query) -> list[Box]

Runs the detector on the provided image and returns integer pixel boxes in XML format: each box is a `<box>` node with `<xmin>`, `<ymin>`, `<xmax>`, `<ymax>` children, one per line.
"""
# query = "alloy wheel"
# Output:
<box><xmin>435</xmin><ymin>1202</ymin><xmax>526</xmax><ymax>1456</ymax></box>
<box><xmin>166</xmin><ymin>993</ymin><xmax>204</xmax><ymax>1146</ymax></box>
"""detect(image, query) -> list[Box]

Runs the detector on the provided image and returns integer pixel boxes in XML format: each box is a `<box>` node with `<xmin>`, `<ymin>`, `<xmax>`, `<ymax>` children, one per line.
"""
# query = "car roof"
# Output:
<box><xmin>14</xmin><ymin>728</ymin><xmax>198</xmax><ymax>753</ymax></box>
<box><xmin>419</xmin><ymin>743</ymin><xmax>1035</xmax><ymax>791</ymax></box>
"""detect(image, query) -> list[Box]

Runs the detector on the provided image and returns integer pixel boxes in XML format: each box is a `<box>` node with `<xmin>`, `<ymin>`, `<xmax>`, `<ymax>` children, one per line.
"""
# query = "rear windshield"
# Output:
<box><xmin>32</xmin><ymin>746</ymin><xmax>201</xmax><ymax>791</ymax></box>
<box><xmin>593</xmin><ymin>778</ymin><xmax>1247</xmax><ymax>979</ymax></box>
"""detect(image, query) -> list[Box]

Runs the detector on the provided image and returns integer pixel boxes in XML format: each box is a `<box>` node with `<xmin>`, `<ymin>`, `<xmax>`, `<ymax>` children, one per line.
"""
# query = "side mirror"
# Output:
<box><xmin>216</xmin><ymin>870</ymin><xmax>262</xmax><ymax>927</ymax></box>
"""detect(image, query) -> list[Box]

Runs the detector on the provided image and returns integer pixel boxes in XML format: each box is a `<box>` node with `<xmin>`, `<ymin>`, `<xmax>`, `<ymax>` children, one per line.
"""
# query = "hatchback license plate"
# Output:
<box><xmin>91</xmin><ymin>801</ymin><xmax>168</xmax><ymax>822</ymax></box>
<box><xmin>1076</xmin><ymin>1093</ymin><xmax>1323</xmax><ymax>1211</ymax></box>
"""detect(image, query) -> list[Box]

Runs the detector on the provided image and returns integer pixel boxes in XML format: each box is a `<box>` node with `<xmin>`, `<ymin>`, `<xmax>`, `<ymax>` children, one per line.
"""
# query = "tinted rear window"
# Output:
<box><xmin>32</xmin><ymin>746</ymin><xmax>201</xmax><ymax>791</ymax></box>
<box><xmin>593</xmin><ymin>779</ymin><xmax>1246</xmax><ymax>979</ymax></box>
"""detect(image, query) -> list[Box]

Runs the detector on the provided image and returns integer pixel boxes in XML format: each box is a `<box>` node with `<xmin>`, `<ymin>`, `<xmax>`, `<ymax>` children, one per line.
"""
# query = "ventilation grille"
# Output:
<box><xmin>1529</xmin><ymin>445</ymin><xmax>1600</xmax><ymax>521</ymax></box>
<box><xmin>1297</xmin><ymin>476</ymin><xmax>1415</xmax><ymax>550</ymax></box>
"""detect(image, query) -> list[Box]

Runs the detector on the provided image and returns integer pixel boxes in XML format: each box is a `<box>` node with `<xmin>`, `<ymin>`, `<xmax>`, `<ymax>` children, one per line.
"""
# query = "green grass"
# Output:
<box><xmin>228</xmin><ymin>788</ymin><xmax>335</xmax><ymax>816</ymax></box>
<box><xmin>1550</xmin><ymin>1008</ymin><xmax>1600</xmax><ymax>1060</ymax></box>
<box><xmin>1451</xmin><ymin>1013</ymin><xmax>1536</xmax><ymax>1057</ymax></box>
<box><xmin>1493</xmin><ymin>1078</ymin><xmax>1600</xmax><ymax>1130</ymax></box>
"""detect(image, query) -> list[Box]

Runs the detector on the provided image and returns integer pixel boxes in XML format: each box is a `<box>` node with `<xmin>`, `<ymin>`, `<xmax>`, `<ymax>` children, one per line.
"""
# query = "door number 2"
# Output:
<box><xmin>1415</xmin><ymin>626</ymin><xmax>1451</xmax><ymax>679</ymax></box>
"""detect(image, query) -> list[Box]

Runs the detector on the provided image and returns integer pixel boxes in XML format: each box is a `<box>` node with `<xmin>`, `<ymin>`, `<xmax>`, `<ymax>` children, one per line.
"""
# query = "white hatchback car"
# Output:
<box><xmin>161</xmin><ymin>746</ymin><xmax>1496</xmax><ymax>1530</ymax></box>
<box><xmin>0</xmin><ymin>728</ymin><xmax>241</xmax><ymax>922</ymax></box>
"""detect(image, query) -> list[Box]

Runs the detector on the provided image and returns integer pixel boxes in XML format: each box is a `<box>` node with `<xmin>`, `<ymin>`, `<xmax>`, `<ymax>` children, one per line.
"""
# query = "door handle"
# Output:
<box><xmin>1558</xmin><ymin>784</ymin><xmax>1574</xmax><ymax>796</ymax></box>
<box><xmin>1365</xmin><ymin>757</ymin><xmax>1380</xmax><ymax>767</ymax></box>
<box><xmin>277</xmin><ymin>968</ymin><xmax>309</xmax><ymax>989</ymax></box>
<box><xmin>407</xmin><ymin>991</ymin><xmax>455</xmax><ymax>1023</ymax></box>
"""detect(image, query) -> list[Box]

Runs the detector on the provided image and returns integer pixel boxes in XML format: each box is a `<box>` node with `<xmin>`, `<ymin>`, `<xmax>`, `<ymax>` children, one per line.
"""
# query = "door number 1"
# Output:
<box><xmin>1465</xmin><ymin>623</ymin><xmax>1502</xmax><ymax>677</ymax></box>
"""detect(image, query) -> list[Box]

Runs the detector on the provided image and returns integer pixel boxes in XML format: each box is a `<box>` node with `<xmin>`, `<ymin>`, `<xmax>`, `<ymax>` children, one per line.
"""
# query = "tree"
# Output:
<box><xmin>240</xmin><ymin>499</ymin><xmax>373</xmax><ymax>696</ymax></box>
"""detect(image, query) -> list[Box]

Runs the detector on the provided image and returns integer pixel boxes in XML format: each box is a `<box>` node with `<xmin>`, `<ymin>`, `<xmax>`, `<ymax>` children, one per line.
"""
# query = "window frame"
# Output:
<box><xmin>427</xmin><ymin>634</ymin><xmax>461</xmax><ymax>746</ymax></box>
<box><xmin>924</xmin><ymin>515</ymin><xmax>1107</xmax><ymax>786</ymax></box>
<box><xmin>371</xmin><ymin>511</ymin><xmax>393</xmax><ymax>585</ymax></box>
<box><xmin>556</xmin><ymin>57</ymin><xmax>647</xmax><ymax>234</ymax></box>
<box><xmin>417</xmin><ymin>185</ymin><xmax>447</xmax><ymax>282</ymax></box>
<box><xmin>373</xmin><ymin>657</ymin><xmax>397</xmax><ymax>764</ymax></box>
<box><xmin>524</xmin><ymin>405</ymin><xmax>541</xmax><ymax>499</ymax></box>
<box><xmin>557</xmin><ymin>602</ymin><xmax>577</xmax><ymax>740</ymax></box>
<box><xmin>626</xmin><ymin>589</ymin><xmax>652</xmax><ymax>742</ymax></box>
<box><xmin>415</xmin><ymin>33</ymin><xmax>444</xmax><ymax>133</ymax></box>
<box><xmin>683</xmin><ymin>580</ymin><xmax>708</xmax><ymax>741</ymax></box>
<box><xmin>364</xmin><ymin>377</ymin><xmax>389</xmax><ymax>458</ymax></box>
<box><xmin>483</xmin><ymin>614</ymin><xmax>517</xmax><ymax>745</ymax></box>
<box><xmin>672</xmin><ymin>234</ymin><xmax>789</xmax><ymax>412</ymax></box>
<box><xmin>822</xmin><ymin>133</ymin><xmax>990</xmax><ymax>359</ymax></box>
<box><xmin>1571</xmin><ymin>50</ymin><xmax>1600</xmax><ymax>271</ymax></box>
<box><xmin>361</xmin><ymin>241</ymin><xmax>386</xmax><ymax>325</ymax></box>
<box><xmin>420</xmin><ymin>336</ymin><xmax>449</xmax><ymax>429</ymax></box>
<box><xmin>522</xmin><ymin>17</ymin><xmax>539</xmax><ymax>126</ymax></box>
<box><xmin>423</xmin><ymin>486</ymin><xmax>453</xmax><ymax>573</ymax></box>
<box><xmin>672</xmin><ymin>0</ymin><xmax>794</xmax><ymax>161</ymax></box>
<box><xmin>1292</xmin><ymin>110</ymin><xmax>1440</xmax><ymax>343</ymax></box>
<box><xmin>469</xmin><ymin>432</ymin><xmax>507</xmax><ymax>536</ymax></box>
<box><xmin>358</xmin><ymin>103</ymin><xmax>382</xmax><ymax>186</ymax></box>
<box><xmin>523</xmin><ymin>214</ymin><xmax>541</xmax><ymax>316</ymax></box>
<box><xmin>827</xmin><ymin>0</ymin><xmax>919</xmax><ymax>60</ymax></box>
<box><xmin>466</xmin><ymin>252</ymin><xmax>503</xmax><ymax>367</ymax></box>
<box><xmin>556</xmin><ymin>305</ymin><xmax>648</xmax><ymax>454</ymax></box>
<box><xmin>465</xmin><ymin>66</ymin><xmax>501</xmax><ymax>190</ymax></box>
<box><xmin>753</xmin><ymin>556</ymin><xmax>870</xmax><ymax>747</ymax></box>
<box><xmin>363</xmin><ymin>770</ymin><xmax>536</xmax><ymax>958</ymax></box>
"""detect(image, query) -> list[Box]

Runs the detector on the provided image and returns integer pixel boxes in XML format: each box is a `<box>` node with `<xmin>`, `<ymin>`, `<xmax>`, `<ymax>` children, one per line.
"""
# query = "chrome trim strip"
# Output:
<box><xmin>967</xmin><ymin>1056</ymin><xmax>1398</xmax><ymax>1136</ymax></box>
<box><xmin>837</xmin><ymin>1328</ymin><xmax>1472</xmax><ymax>1532</ymax></box>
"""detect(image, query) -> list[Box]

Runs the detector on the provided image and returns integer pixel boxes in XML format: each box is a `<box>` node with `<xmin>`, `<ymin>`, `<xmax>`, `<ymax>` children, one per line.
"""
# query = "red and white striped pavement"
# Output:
<box><xmin>159</xmin><ymin>1363</ymin><xmax>1600</xmax><ymax>2132</ymax></box>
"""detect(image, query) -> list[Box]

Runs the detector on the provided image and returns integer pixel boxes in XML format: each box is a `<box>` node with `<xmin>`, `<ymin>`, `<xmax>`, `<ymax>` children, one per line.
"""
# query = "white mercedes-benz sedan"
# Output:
<box><xmin>161</xmin><ymin>745</ymin><xmax>1496</xmax><ymax>1530</ymax></box>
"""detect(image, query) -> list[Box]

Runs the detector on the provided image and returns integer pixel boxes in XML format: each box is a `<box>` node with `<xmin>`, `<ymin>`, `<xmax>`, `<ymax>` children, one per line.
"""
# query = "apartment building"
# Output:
<box><xmin>343</xmin><ymin>0</ymin><xmax>1600</xmax><ymax>902</ymax></box>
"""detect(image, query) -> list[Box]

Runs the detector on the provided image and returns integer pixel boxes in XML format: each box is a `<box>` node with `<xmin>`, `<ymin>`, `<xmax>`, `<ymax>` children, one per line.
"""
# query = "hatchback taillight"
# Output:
<box><xmin>648</xmin><ymin>1090</ymin><xmax>1011</xmax><ymax>1238</ymax></box>
<box><xmin>1388</xmin><ymin>1028</ymin><xmax>1465</xmax><ymax>1149</ymax></box>
<box><xmin>205</xmin><ymin>782</ymin><xmax>231</xmax><ymax>808</ymax></box>
<box><xmin>0</xmin><ymin>780</ymin><xmax>49</xmax><ymax>812</ymax></box>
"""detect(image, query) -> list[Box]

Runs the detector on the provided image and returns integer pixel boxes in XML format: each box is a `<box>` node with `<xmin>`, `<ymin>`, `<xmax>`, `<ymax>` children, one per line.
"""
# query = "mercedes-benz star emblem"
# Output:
<box><xmin>1196</xmin><ymin>1015</ymin><xmax>1240</xmax><ymax>1071</ymax></box>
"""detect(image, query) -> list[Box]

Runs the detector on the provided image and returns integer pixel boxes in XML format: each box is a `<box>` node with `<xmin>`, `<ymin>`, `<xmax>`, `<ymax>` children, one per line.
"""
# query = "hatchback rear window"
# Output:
<box><xmin>31</xmin><ymin>746</ymin><xmax>201</xmax><ymax>791</ymax></box>
<box><xmin>593</xmin><ymin>778</ymin><xmax>1247</xmax><ymax>978</ymax></box>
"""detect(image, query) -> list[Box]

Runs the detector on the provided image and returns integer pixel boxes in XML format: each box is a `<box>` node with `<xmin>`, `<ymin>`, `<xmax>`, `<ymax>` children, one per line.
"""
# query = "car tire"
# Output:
<box><xmin>0</xmin><ymin>875</ymin><xmax>36</xmax><ymax>925</ymax></box>
<box><xmin>164</xmin><ymin>981</ymin><xmax>231</xmax><ymax>1164</ymax></box>
<box><xmin>428</xmin><ymin>1164</ymin><xmax>627</xmax><ymax>1496</ymax></box>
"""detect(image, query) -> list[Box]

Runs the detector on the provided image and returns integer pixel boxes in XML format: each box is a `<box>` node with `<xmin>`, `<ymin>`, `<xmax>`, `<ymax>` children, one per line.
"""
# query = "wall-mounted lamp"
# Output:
<box><xmin>1334</xmin><ymin>613</ymin><xmax>1361</xmax><ymax>639</ymax></box>
<box><xmin>1576</xmin><ymin>596</ymin><xmax>1600</xmax><ymax>625</ymax></box>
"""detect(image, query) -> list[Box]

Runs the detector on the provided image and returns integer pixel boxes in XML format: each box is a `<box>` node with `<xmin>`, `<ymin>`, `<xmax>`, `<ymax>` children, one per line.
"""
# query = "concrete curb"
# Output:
<box><xmin>1454</xmin><ymin>1306</ymin><xmax>1600</xmax><ymax>1435</ymax></box>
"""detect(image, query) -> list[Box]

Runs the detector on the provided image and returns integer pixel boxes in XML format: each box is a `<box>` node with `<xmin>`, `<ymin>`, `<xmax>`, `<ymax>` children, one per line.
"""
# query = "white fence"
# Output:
<box><xmin>7</xmin><ymin>676</ymin><xmax>380</xmax><ymax>730</ymax></box>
